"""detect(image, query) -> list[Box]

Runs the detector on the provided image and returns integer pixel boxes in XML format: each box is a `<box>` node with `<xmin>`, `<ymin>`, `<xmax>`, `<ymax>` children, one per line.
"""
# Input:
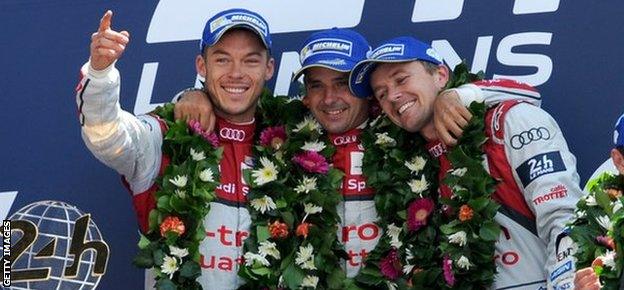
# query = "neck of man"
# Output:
<box><xmin>420</xmin><ymin>121</ymin><xmax>438</xmax><ymax>142</ymax></box>
<box><xmin>214</xmin><ymin>107</ymin><xmax>256</xmax><ymax>125</ymax></box>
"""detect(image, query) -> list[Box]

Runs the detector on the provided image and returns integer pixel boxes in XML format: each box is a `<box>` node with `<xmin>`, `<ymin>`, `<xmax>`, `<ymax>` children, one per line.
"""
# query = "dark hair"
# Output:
<box><xmin>617</xmin><ymin>145</ymin><xmax>624</xmax><ymax>155</ymax></box>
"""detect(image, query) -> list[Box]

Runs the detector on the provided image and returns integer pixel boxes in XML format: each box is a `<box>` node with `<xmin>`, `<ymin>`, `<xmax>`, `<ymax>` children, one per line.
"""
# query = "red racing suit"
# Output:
<box><xmin>76</xmin><ymin>63</ymin><xmax>252</xmax><ymax>290</ymax></box>
<box><xmin>330</xmin><ymin>126</ymin><xmax>382</xmax><ymax>277</ymax></box>
<box><xmin>428</xmin><ymin>81</ymin><xmax>583</xmax><ymax>290</ymax></box>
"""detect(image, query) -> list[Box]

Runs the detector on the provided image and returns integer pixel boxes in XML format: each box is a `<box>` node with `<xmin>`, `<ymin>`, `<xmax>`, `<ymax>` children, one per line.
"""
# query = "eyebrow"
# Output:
<box><xmin>210</xmin><ymin>49</ymin><xmax>264</xmax><ymax>58</ymax></box>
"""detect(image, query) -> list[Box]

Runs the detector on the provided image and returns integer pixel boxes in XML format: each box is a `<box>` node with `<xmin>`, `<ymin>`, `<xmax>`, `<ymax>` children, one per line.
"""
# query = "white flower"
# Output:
<box><xmin>375</xmin><ymin>132</ymin><xmax>397</xmax><ymax>147</ymax></box>
<box><xmin>613</xmin><ymin>200</ymin><xmax>623</xmax><ymax>213</ymax></box>
<box><xmin>243</xmin><ymin>252</ymin><xmax>271</xmax><ymax>267</ymax></box>
<box><xmin>295</xmin><ymin>244</ymin><xmax>316</xmax><ymax>270</ymax></box>
<box><xmin>293</xmin><ymin>115</ymin><xmax>322</xmax><ymax>134</ymax></box>
<box><xmin>301</xmin><ymin>141</ymin><xmax>326</xmax><ymax>152</ymax></box>
<box><xmin>175</xmin><ymin>189</ymin><xmax>186</xmax><ymax>199</ymax></box>
<box><xmin>169</xmin><ymin>175</ymin><xmax>188</xmax><ymax>188</ymax></box>
<box><xmin>451</xmin><ymin>167</ymin><xmax>468</xmax><ymax>177</ymax></box>
<box><xmin>190</xmin><ymin>148</ymin><xmax>206</xmax><ymax>161</ymax></box>
<box><xmin>603</xmin><ymin>250</ymin><xmax>617</xmax><ymax>270</ymax></box>
<box><xmin>199</xmin><ymin>168</ymin><xmax>214</xmax><ymax>182</ymax></box>
<box><xmin>585</xmin><ymin>194</ymin><xmax>598</xmax><ymax>206</ymax></box>
<box><xmin>385</xmin><ymin>281</ymin><xmax>398</xmax><ymax>290</ymax></box>
<box><xmin>404</xmin><ymin>156</ymin><xmax>427</xmax><ymax>173</ymax></box>
<box><xmin>456</xmin><ymin>255</ymin><xmax>473</xmax><ymax>270</ymax></box>
<box><xmin>402</xmin><ymin>263</ymin><xmax>415</xmax><ymax>275</ymax></box>
<box><xmin>258</xmin><ymin>241</ymin><xmax>281</xmax><ymax>260</ymax></box>
<box><xmin>576</xmin><ymin>210</ymin><xmax>586</xmax><ymax>219</ymax></box>
<box><xmin>408</xmin><ymin>175</ymin><xmax>429</xmax><ymax>194</ymax></box>
<box><xmin>300</xmin><ymin>275</ymin><xmax>319</xmax><ymax>289</ymax></box>
<box><xmin>161</xmin><ymin>255</ymin><xmax>179</xmax><ymax>278</ymax></box>
<box><xmin>304</xmin><ymin>203</ymin><xmax>323</xmax><ymax>215</ymax></box>
<box><xmin>295</xmin><ymin>176</ymin><xmax>317</xmax><ymax>194</ymax></box>
<box><xmin>448</xmin><ymin>231</ymin><xmax>467</xmax><ymax>247</ymax></box>
<box><xmin>596</xmin><ymin>215</ymin><xmax>613</xmax><ymax>231</ymax></box>
<box><xmin>251</xmin><ymin>157</ymin><xmax>279</xmax><ymax>186</ymax></box>
<box><xmin>168</xmin><ymin>246</ymin><xmax>188</xmax><ymax>258</ymax></box>
<box><xmin>250</xmin><ymin>196</ymin><xmax>277</xmax><ymax>214</ymax></box>
<box><xmin>386</xmin><ymin>223</ymin><xmax>403</xmax><ymax>249</ymax></box>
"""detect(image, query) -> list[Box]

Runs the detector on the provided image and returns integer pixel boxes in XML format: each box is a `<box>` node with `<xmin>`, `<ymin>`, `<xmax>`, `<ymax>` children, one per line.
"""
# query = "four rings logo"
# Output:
<box><xmin>333</xmin><ymin>135</ymin><xmax>358</xmax><ymax>146</ymax></box>
<box><xmin>219</xmin><ymin>128</ymin><xmax>246</xmax><ymax>141</ymax></box>
<box><xmin>510</xmin><ymin>127</ymin><xmax>551</xmax><ymax>149</ymax></box>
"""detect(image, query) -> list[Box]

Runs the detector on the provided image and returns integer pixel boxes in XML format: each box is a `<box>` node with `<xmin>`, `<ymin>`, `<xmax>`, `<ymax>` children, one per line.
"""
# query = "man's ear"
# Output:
<box><xmin>196</xmin><ymin>55</ymin><xmax>207</xmax><ymax>78</ymax></box>
<box><xmin>435</xmin><ymin>64</ymin><xmax>450</xmax><ymax>89</ymax></box>
<box><xmin>611</xmin><ymin>148</ymin><xmax>624</xmax><ymax>175</ymax></box>
<box><xmin>302</xmin><ymin>95</ymin><xmax>310</xmax><ymax>107</ymax></box>
<box><xmin>265</xmin><ymin>57</ymin><xmax>275</xmax><ymax>81</ymax></box>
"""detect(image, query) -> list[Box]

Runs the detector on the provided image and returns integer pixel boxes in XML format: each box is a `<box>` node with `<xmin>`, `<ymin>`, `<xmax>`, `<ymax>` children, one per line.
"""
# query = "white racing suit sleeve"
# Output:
<box><xmin>503</xmin><ymin>103</ymin><xmax>582</xmax><ymax>289</ymax></box>
<box><xmin>449</xmin><ymin>79</ymin><xmax>542</xmax><ymax>108</ymax></box>
<box><xmin>76</xmin><ymin>61</ymin><xmax>163</xmax><ymax>194</ymax></box>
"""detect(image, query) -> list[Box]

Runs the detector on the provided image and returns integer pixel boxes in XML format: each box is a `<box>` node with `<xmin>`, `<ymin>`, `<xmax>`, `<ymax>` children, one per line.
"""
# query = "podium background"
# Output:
<box><xmin>1</xmin><ymin>1</ymin><xmax>622</xmax><ymax>288</ymax></box>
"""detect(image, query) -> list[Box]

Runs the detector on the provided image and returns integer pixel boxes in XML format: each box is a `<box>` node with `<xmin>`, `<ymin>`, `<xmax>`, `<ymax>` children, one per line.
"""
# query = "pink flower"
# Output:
<box><xmin>202</xmin><ymin>131</ymin><xmax>220</xmax><ymax>148</ymax></box>
<box><xmin>442</xmin><ymin>255</ymin><xmax>455</xmax><ymax>287</ymax></box>
<box><xmin>380</xmin><ymin>249</ymin><xmax>402</xmax><ymax>280</ymax></box>
<box><xmin>407</xmin><ymin>198</ymin><xmax>434</xmax><ymax>232</ymax></box>
<box><xmin>259</xmin><ymin>126</ymin><xmax>286</xmax><ymax>150</ymax></box>
<box><xmin>187</xmin><ymin>120</ymin><xmax>219</xmax><ymax>147</ymax></box>
<box><xmin>292</xmin><ymin>151</ymin><xmax>329</xmax><ymax>174</ymax></box>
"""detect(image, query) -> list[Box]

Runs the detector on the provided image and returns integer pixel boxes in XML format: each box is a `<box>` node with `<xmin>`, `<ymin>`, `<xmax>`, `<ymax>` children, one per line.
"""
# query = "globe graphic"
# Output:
<box><xmin>3</xmin><ymin>201</ymin><xmax>106</xmax><ymax>290</ymax></box>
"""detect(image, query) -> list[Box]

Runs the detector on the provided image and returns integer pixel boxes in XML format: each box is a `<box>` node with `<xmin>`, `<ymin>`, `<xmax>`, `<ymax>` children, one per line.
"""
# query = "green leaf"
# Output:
<box><xmin>257</xmin><ymin>225</ymin><xmax>270</xmax><ymax>242</ymax></box>
<box><xmin>282</xmin><ymin>263</ymin><xmax>305</xmax><ymax>289</ymax></box>
<box><xmin>179</xmin><ymin>260</ymin><xmax>201</xmax><ymax>279</ymax></box>
<box><xmin>138</xmin><ymin>234</ymin><xmax>151</xmax><ymax>249</ymax></box>
<box><xmin>479</xmin><ymin>221</ymin><xmax>501</xmax><ymax>241</ymax></box>
<box><xmin>155</xmin><ymin>278</ymin><xmax>176</xmax><ymax>290</ymax></box>
<box><xmin>251</xmin><ymin>266</ymin><xmax>272</xmax><ymax>276</ymax></box>
<box><xmin>133</xmin><ymin>249</ymin><xmax>154</xmax><ymax>268</ymax></box>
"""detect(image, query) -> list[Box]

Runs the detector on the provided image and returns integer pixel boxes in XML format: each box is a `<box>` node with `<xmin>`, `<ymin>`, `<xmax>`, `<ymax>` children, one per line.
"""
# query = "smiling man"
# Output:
<box><xmin>76</xmin><ymin>8</ymin><xmax>274</xmax><ymax>289</ymax></box>
<box><xmin>349</xmin><ymin>36</ymin><xmax>584</xmax><ymax>289</ymax></box>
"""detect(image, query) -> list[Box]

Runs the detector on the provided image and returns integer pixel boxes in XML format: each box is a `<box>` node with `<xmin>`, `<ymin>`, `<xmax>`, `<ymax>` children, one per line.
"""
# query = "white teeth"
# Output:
<box><xmin>325</xmin><ymin>109</ymin><xmax>345</xmax><ymax>115</ymax></box>
<box><xmin>224</xmin><ymin>87</ymin><xmax>246</xmax><ymax>93</ymax></box>
<box><xmin>398</xmin><ymin>101</ymin><xmax>415</xmax><ymax>115</ymax></box>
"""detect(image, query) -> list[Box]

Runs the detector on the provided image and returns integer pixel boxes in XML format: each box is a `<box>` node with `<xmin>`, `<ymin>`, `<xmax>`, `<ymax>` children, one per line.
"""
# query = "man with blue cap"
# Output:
<box><xmin>349</xmin><ymin>36</ymin><xmax>584</xmax><ymax>289</ymax></box>
<box><xmin>76</xmin><ymin>8</ymin><xmax>274</xmax><ymax>289</ymax></box>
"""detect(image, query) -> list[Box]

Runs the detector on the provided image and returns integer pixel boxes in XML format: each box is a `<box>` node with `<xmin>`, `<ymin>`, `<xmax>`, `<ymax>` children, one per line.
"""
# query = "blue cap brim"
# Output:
<box><xmin>291</xmin><ymin>59</ymin><xmax>358</xmax><ymax>83</ymax></box>
<box><xmin>349</xmin><ymin>58</ymin><xmax>422</xmax><ymax>98</ymax></box>
<box><xmin>203</xmin><ymin>23</ymin><xmax>270</xmax><ymax>52</ymax></box>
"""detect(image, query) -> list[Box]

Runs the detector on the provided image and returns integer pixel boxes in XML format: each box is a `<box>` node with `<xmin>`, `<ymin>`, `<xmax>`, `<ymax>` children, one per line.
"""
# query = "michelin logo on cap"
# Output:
<box><xmin>300</xmin><ymin>38</ymin><xmax>353</xmax><ymax>63</ymax></box>
<box><xmin>210</xmin><ymin>12</ymin><xmax>268</xmax><ymax>35</ymax></box>
<box><xmin>370</xmin><ymin>44</ymin><xmax>405</xmax><ymax>59</ymax></box>
<box><xmin>426</xmin><ymin>48</ymin><xmax>443</xmax><ymax>63</ymax></box>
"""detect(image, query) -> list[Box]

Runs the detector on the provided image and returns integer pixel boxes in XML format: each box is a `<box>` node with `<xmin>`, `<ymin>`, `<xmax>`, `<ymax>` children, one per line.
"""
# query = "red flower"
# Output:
<box><xmin>407</xmin><ymin>198</ymin><xmax>434</xmax><ymax>232</ymax></box>
<box><xmin>160</xmin><ymin>216</ymin><xmax>185</xmax><ymax>237</ymax></box>
<box><xmin>380</xmin><ymin>249</ymin><xmax>402</xmax><ymax>280</ymax></box>
<box><xmin>188</xmin><ymin>120</ymin><xmax>219</xmax><ymax>147</ymax></box>
<box><xmin>458</xmin><ymin>204</ymin><xmax>474</xmax><ymax>222</ymax></box>
<box><xmin>292</xmin><ymin>151</ymin><xmax>329</xmax><ymax>174</ymax></box>
<box><xmin>442</xmin><ymin>255</ymin><xmax>455</xmax><ymax>286</ymax></box>
<box><xmin>259</xmin><ymin>126</ymin><xmax>286</xmax><ymax>150</ymax></box>
<box><xmin>296</xmin><ymin>222</ymin><xmax>311</xmax><ymax>239</ymax></box>
<box><xmin>269</xmin><ymin>220</ymin><xmax>289</xmax><ymax>239</ymax></box>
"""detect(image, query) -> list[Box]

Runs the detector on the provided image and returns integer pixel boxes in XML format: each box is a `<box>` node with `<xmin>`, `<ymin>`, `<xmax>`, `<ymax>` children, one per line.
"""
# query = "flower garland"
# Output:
<box><xmin>132</xmin><ymin>103</ymin><xmax>223</xmax><ymax>289</ymax></box>
<box><xmin>570</xmin><ymin>172</ymin><xmax>624</xmax><ymax>289</ymax></box>
<box><xmin>238</xmin><ymin>93</ymin><xmax>348</xmax><ymax>289</ymax></box>
<box><xmin>354</xmin><ymin>62</ymin><xmax>500</xmax><ymax>289</ymax></box>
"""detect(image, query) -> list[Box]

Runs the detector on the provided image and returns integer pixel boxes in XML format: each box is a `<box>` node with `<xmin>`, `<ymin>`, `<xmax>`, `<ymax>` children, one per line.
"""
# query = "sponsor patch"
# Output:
<box><xmin>549</xmin><ymin>260</ymin><xmax>572</xmax><ymax>281</ymax></box>
<box><xmin>516</xmin><ymin>151</ymin><xmax>566</xmax><ymax>187</ymax></box>
<box><xmin>370</xmin><ymin>43</ymin><xmax>405</xmax><ymax>59</ymax></box>
<box><xmin>532</xmin><ymin>184</ymin><xmax>567</xmax><ymax>206</ymax></box>
<box><xmin>510</xmin><ymin>126</ymin><xmax>551</xmax><ymax>150</ymax></box>
<box><xmin>300</xmin><ymin>38</ymin><xmax>353</xmax><ymax>63</ymax></box>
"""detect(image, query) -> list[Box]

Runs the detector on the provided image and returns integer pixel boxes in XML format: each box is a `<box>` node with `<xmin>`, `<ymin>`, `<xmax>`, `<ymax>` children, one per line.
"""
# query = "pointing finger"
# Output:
<box><xmin>98</xmin><ymin>10</ymin><xmax>113</xmax><ymax>32</ymax></box>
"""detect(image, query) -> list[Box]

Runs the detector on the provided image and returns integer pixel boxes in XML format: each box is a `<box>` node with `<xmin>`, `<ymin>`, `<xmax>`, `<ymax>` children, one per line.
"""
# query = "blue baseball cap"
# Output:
<box><xmin>200</xmin><ymin>8</ymin><xmax>272</xmax><ymax>53</ymax></box>
<box><xmin>291</xmin><ymin>28</ymin><xmax>370</xmax><ymax>82</ymax></box>
<box><xmin>615</xmin><ymin>113</ymin><xmax>624</xmax><ymax>147</ymax></box>
<box><xmin>348</xmin><ymin>36</ymin><xmax>444</xmax><ymax>98</ymax></box>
